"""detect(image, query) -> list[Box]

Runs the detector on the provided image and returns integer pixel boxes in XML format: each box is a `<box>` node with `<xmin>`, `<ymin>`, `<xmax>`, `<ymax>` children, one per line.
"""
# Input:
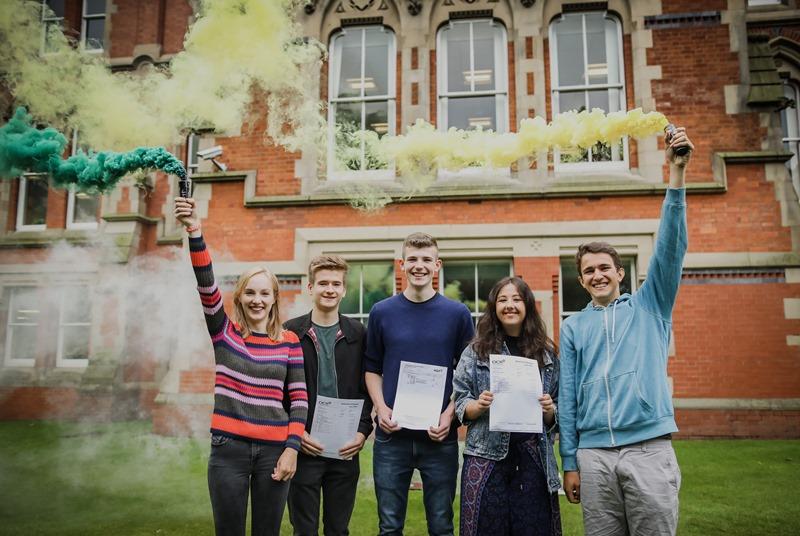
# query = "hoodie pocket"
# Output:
<box><xmin>578</xmin><ymin>377</ymin><xmax>608</xmax><ymax>431</ymax></box>
<box><xmin>609</xmin><ymin>371</ymin><xmax>654</xmax><ymax>429</ymax></box>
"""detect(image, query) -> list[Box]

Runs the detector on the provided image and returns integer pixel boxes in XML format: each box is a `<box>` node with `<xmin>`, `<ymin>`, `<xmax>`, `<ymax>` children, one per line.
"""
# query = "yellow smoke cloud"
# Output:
<box><xmin>381</xmin><ymin>108</ymin><xmax>669</xmax><ymax>181</ymax></box>
<box><xmin>0</xmin><ymin>0</ymin><xmax>324</xmax><ymax>152</ymax></box>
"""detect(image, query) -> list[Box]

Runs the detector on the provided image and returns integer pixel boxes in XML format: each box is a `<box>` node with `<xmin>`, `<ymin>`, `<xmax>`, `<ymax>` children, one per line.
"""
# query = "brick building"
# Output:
<box><xmin>1</xmin><ymin>0</ymin><xmax>799</xmax><ymax>438</ymax></box>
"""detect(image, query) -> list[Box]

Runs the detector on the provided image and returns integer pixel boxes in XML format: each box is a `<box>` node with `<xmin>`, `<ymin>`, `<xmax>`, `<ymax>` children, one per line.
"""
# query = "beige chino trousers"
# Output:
<box><xmin>577</xmin><ymin>438</ymin><xmax>681</xmax><ymax>536</ymax></box>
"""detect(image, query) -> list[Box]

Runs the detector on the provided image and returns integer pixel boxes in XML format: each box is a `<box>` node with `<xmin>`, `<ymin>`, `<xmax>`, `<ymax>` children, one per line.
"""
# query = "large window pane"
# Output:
<box><xmin>555</xmin><ymin>15</ymin><xmax>584</xmax><ymax>87</ymax></box>
<box><xmin>5</xmin><ymin>287</ymin><xmax>40</xmax><ymax>364</ymax></box>
<box><xmin>364</xmin><ymin>29</ymin><xmax>390</xmax><ymax>97</ymax></box>
<box><xmin>341</xmin><ymin>263</ymin><xmax>394</xmax><ymax>323</ymax></box>
<box><xmin>85</xmin><ymin>0</ymin><xmax>105</xmax><ymax>15</ymax></box>
<box><xmin>71</xmin><ymin>192</ymin><xmax>99</xmax><ymax>224</ymax></box>
<box><xmin>61</xmin><ymin>326</ymin><xmax>90</xmax><ymax>360</ymax></box>
<box><xmin>46</xmin><ymin>0</ymin><xmax>65</xmax><ymax>17</ymax></box>
<box><xmin>336</xmin><ymin>32</ymin><xmax>363</xmax><ymax>99</ymax></box>
<box><xmin>447</xmin><ymin>95</ymin><xmax>496</xmax><ymax>131</ymax></box>
<box><xmin>585</xmin><ymin>13</ymin><xmax>608</xmax><ymax>85</ymax></box>
<box><xmin>442</xmin><ymin>261</ymin><xmax>512</xmax><ymax>318</ymax></box>
<box><xmin>85</xmin><ymin>18</ymin><xmax>104</xmax><ymax>50</ymax></box>
<box><xmin>559</xmin><ymin>91</ymin><xmax>585</xmax><ymax>113</ymax></box>
<box><xmin>445</xmin><ymin>24</ymin><xmax>471</xmax><ymax>93</ymax></box>
<box><xmin>471</xmin><ymin>23</ymin><xmax>496</xmax><ymax>91</ymax></box>
<box><xmin>442</xmin><ymin>264</ymin><xmax>476</xmax><ymax>309</ymax></box>
<box><xmin>22</xmin><ymin>176</ymin><xmax>48</xmax><ymax>227</ymax></box>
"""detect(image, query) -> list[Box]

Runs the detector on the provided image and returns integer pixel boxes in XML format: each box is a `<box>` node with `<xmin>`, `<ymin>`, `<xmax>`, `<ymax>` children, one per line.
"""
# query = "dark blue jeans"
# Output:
<box><xmin>207</xmin><ymin>435</ymin><xmax>290</xmax><ymax>536</ymax></box>
<box><xmin>373</xmin><ymin>434</ymin><xmax>459</xmax><ymax>536</ymax></box>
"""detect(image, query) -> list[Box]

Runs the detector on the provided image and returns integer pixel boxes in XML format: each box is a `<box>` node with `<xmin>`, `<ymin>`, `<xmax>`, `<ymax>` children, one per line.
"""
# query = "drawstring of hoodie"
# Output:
<box><xmin>611</xmin><ymin>301</ymin><xmax>617</xmax><ymax>343</ymax></box>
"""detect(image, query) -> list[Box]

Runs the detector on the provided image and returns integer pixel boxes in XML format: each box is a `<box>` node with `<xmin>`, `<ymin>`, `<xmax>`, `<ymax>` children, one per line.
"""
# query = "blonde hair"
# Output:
<box><xmin>231</xmin><ymin>266</ymin><xmax>283</xmax><ymax>340</ymax></box>
<box><xmin>308</xmin><ymin>255</ymin><xmax>349</xmax><ymax>283</ymax></box>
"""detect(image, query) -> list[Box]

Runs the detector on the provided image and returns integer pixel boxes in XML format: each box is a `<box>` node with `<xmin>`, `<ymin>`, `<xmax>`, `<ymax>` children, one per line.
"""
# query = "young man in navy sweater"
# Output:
<box><xmin>365</xmin><ymin>233</ymin><xmax>474</xmax><ymax>536</ymax></box>
<box><xmin>560</xmin><ymin>127</ymin><xmax>694</xmax><ymax>536</ymax></box>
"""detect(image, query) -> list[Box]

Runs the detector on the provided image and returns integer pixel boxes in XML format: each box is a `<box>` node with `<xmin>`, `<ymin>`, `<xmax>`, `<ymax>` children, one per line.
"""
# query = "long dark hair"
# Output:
<box><xmin>472</xmin><ymin>276</ymin><xmax>557</xmax><ymax>367</ymax></box>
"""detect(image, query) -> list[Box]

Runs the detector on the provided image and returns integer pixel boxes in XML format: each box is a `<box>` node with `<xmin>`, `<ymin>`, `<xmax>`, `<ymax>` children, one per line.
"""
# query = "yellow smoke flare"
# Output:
<box><xmin>381</xmin><ymin>108</ymin><xmax>669</xmax><ymax>180</ymax></box>
<box><xmin>0</xmin><ymin>0</ymin><xmax>324</xmax><ymax>152</ymax></box>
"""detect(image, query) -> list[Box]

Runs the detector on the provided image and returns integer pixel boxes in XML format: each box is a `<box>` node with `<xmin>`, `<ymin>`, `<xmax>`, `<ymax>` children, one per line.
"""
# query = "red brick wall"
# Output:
<box><xmin>672</xmin><ymin>282</ymin><xmax>800</xmax><ymax>399</ymax></box>
<box><xmin>676</xmin><ymin>409</ymin><xmax>800</xmax><ymax>439</ymax></box>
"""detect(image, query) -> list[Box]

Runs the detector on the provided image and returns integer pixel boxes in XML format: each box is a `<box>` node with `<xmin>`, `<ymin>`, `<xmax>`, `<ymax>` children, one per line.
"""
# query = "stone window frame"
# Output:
<box><xmin>548</xmin><ymin>9</ymin><xmax>629</xmax><ymax>173</ymax></box>
<box><xmin>327</xmin><ymin>25</ymin><xmax>398</xmax><ymax>182</ymax></box>
<box><xmin>781</xmin><ymin>80</ymin><xmax>800</xmax><ymax>199</ymax></box>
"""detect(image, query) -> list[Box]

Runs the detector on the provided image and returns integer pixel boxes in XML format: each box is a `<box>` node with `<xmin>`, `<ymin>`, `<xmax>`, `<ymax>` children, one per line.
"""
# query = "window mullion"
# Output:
<box><xmin>469</xmin><ymin>22</ymin><xmax>475</xmax><ymax>93</ymax></box>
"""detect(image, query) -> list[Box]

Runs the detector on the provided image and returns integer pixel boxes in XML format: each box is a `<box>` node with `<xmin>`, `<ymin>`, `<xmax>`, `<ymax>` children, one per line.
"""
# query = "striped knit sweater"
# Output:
<box><xmin>189</xmin><ymin>235</ymin><xmax>308</xmax><ymax>450</ymax></box>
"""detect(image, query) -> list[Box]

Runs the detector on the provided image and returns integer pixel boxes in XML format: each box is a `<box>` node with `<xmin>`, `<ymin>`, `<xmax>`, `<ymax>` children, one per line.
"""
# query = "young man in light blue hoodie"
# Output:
<box><xmin>559</xmin><ymin>127</ymin><xmax>694</xmax><ymax>536</ymax></box>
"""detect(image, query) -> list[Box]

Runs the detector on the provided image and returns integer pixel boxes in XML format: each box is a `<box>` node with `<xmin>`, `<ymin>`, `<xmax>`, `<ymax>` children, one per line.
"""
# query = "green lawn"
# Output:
<box><xmin>0</xmin><ymin>421</ymin><xmax>797</xmax><ymax>535</ymax></box>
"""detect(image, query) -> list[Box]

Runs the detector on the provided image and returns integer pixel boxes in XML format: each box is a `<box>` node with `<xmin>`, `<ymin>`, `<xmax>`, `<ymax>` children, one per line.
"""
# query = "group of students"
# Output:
<box><xmin>173</xmin><ymin>126</ymin><xmax>693</xmax><ymax>536</ymax></box>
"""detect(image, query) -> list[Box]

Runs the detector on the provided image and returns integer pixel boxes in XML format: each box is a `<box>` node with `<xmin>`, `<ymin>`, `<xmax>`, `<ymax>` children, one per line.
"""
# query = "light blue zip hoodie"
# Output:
<box><xmin>559</xmin><ymin>188</ymin><xmax>687</xmax><ymax>472</ymax></box>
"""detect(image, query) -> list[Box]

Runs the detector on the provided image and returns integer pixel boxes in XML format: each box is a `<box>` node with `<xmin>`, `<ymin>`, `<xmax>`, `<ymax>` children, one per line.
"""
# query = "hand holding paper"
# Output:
<box><xmin>489</xmin><ymin>354</ymin><xmax>543</xmax><ymax>433</ymax></box>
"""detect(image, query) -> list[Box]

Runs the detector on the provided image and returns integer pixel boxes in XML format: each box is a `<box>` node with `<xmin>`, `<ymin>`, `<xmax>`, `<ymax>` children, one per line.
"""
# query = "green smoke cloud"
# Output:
<box><xmin>0</xmin><ymin>107</ymin><xmax>185</xmax><ymax>193</ymax></box>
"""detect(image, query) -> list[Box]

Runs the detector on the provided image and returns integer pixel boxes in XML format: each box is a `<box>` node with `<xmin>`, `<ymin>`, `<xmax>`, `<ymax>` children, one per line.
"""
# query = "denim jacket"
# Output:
<box><xmin>453</xmin><ymin>342</ymin><xmax>561</xmax><ymax>492</ymax></box>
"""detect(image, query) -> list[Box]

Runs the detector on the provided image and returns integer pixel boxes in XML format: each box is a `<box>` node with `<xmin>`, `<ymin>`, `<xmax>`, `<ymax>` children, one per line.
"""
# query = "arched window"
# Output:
<box><xmin>436</xmin><ymin>19</ymin><xmax>509</xmax><ymax>132</ymax></box>
<box><xmin>549</xmin><ymin>11</ymin><xmax>627</xmax><ymax>169</ymax></box>
<box><xmin>328</xmin><ymin>26</ymin><xmax>396</xmax><ymax>178</ymax></box>
<box><xmin>781</xmin><ymin>81</ymin><xmax>800</xmax><ymax>198</ymax></box>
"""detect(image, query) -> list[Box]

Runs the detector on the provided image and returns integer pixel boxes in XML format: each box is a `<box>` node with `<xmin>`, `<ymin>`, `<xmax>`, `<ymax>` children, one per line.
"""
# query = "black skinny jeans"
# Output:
<box><xmin>208</xmin><ymin>435</ymin><xmax>290</xmax><ymax>536</ymax></box>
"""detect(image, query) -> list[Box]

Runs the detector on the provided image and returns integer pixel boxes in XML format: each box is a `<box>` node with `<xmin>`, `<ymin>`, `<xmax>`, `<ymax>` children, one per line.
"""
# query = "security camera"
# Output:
<box><xmin>197</xmin><ymin>145</ymin><xmax>223</xmax><ymax>159</ymax></box>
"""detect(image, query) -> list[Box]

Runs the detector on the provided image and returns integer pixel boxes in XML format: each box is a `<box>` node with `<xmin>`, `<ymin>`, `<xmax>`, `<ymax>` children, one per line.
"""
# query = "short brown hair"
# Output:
<box><xmin>402</xmin><ymin>232</ymin><xmax>438</xmax><ymax>259</ymax></box>
<box><xmin>575</xmin><ymin>242</ymin><xmax>623</xmax><ymax>275</ymax></box>
<box><xmin>308</xmin><ymin>255</ymin><xmax>349</xmax><ymax>283</ymax></box>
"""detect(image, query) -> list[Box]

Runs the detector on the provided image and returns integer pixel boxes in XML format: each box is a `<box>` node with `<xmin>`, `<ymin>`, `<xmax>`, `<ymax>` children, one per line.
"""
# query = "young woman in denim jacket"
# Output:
<box><xmin>453</xmin><ymin>276</ymin><xmax>562</xmax><ymax>536</ymax></box>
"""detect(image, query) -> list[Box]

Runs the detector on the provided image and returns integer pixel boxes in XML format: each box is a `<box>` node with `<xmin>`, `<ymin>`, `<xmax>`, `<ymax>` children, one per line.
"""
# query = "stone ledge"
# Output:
<box><xmin>674</xmin><ymin>398</ymin><xmax>800</xmax><ymax>411</ymax></box>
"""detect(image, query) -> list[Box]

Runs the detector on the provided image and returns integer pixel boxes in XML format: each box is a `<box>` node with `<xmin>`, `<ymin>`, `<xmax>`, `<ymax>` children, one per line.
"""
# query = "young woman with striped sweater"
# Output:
<box><xmin>175</xmin><ymin>196</ymin><xmax>308</xmax><ymax>536</ymax></box>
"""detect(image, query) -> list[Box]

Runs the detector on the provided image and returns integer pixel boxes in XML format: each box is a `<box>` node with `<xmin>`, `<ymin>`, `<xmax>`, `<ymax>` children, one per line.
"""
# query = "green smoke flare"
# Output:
<box><xmin>0</xmin><ymin>108</ymin><xmax>185</xmax><ymax>193</ymax></box>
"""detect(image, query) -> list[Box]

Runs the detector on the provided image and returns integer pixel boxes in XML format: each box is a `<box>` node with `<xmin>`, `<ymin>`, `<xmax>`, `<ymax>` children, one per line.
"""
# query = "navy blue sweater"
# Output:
<box><xmin>365</xmin><ymin>292</ymin><xmax>474</xmax><ymax>441</ymax></box>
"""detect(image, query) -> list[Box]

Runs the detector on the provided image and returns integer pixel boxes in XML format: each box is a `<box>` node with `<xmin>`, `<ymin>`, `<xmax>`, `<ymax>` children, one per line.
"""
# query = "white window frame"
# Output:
<box><xmin>341</xmin><ymin>261</ymin><xmax>396</xmax><ymax>323</ymax></box>
<box><xmin>55</xmin><ymin>286</ymin><xmax>91</xmax><ymax>368</ymax></box>
<box><xmin>439</xmin><ymin>260</ymin><xmax>513</xmax><ymax>322</ymax></box>
<box><xmin>781</xmin><ymin>81</ymin><xmax>800</xmax><ymax>200</ymax></box>
<box><xmin>41</xmin><ymin>0</ymin><xmax>65</xmax><ymax>54</ymax></box>
<box><xmin>549</xmin><ymin>11</ymin><xmax>628</xmax><ymax>173</ymax></box>
<box><xmin>66</xmin><ymin>130</ymin><xmax>100</xmax><ymax>230</ymax></box>
<box><xmin>16</xmin><ymin>174</ymin><xmax>48</xmax><ymax>232</ymax></box>
<box><xmin>3</xmin><ymin>286</ymin><xmax>37</xmax><ymax>367</ymax></box>
<box><xmin>327</xmin><ymin>26</ymin><xmax>397</xmax><ymax>181</ymax></box>
<box><xmin>81</xmin><ymin>0</ymin><xmax>106</xmax><ymax>52</ymax></box>
<box><xmin>436</xmin><ymin>19</ymin><xmax>509</xmax><ymax>134</ymax></box>
<box><xmin>559</xmin><ymin>256</ymin><xmax>637</xmax><ymax>319</ymax></box>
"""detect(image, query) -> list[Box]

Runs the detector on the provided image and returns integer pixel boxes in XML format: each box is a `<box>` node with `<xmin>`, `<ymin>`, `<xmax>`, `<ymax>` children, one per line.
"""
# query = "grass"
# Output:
<box><xmin>0</xmin><ymin>421</ymin><xmax>797</xmax><ymax>535</ymax></box>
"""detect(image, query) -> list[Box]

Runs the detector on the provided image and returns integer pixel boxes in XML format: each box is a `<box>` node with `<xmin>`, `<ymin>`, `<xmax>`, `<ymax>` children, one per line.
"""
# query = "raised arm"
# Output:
<box><xmin>174</xmin><ymin>197</ymin><xmax>226</xmax><ymax>337</ymax></box>
<box><xmin>637</xmin><ymin>128</ymin><xmax>693</xmax><ymax>318</ymax></box>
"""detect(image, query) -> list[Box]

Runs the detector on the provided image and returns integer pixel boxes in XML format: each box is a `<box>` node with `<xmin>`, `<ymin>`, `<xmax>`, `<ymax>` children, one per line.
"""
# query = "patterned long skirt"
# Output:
<box><xmin>459</xmin><ymin>441</ymin><xmax>562</xmax><ymax>536</ymax></box>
